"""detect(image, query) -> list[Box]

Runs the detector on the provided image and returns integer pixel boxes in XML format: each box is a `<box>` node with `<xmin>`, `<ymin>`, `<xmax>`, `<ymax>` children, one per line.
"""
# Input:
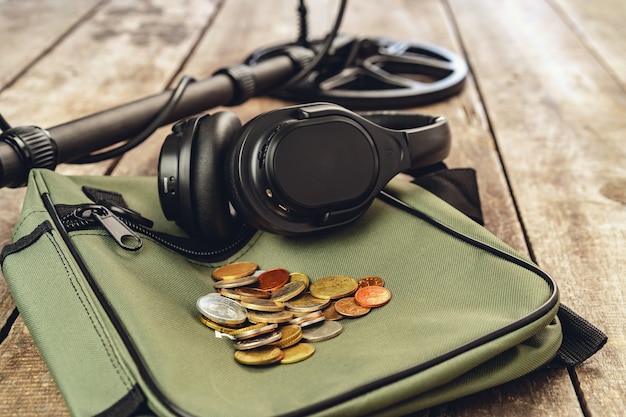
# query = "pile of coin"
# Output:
<box><xmin>196</xmin><ymin>261</ymin><xmax>392</xmax><ymax>366</ymax></box>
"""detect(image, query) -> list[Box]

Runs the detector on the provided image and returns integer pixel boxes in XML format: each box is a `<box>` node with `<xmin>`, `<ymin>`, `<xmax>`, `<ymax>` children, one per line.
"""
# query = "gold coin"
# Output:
<box><xmin>270</xmin><ymin>281</ymin><xmax>307</xmax><ymax>302</ymax></box>
<box><xmin>234</xmin><ymin>346</ymin><xmax>284</xmax><ymax>366</ymax></box>
<box><xmin>285</xmin><ymin>293</ymin><xmax>330</xmax><ymax>312</ymax></box>
<box><xmin>198</xmin><ymin>315</ymin><xmax>245</xmax><ymax>334</ymax></box>
<box><xmin>239</xmin><ymin>297</ymin><xmax>284</xmax><ymax>312</ymax></box>
<box><xmin>289</xmin><ymin>272</ymin><xmax>310</xmax><ymax>288</ymax></box>
<box><xmin>280</xmin><ymin>343</ymin><xmax>315</xmax><ymax>364</ymax></box>
<box><xmin>271</xmin><ymin>324</ymin><xmax>302</xmax><ymax>349</ymax></box>
<box><xmin>232</xmin><ymin>323</ymin><xmax>278</xmax><ymax>340</ymax></box>
<box><xmin>218</xmin><ymin>288</ymin><xmax>242</xmax><ymax>300</ymax></box>
<box><xmin>334</xmin><ymin>297</ymin><xmax>371</xmax><ymax>318</ymax></box>
<box><xmin>213</xmin><ymin>274</ymin><xmax>258</xmax><ymax>289</ymax></box>
<box><xmin>357</xmin><ymin>276</ymin><xmax>385</xmax><ymax>288</ymax></box>
<box><xmin>212</xmin><ymin>262</ymin><xmax>258</xmax><ymax>280</ymax></box>
<box><xmin>309</xmin><ymin>275</ymin><xmax>358</xmax><ymax>300</ymax></box>
<box><xmin>247</xmin><ymin>310</ymin><xmax>294</xmax><ymax>324</ymax></box>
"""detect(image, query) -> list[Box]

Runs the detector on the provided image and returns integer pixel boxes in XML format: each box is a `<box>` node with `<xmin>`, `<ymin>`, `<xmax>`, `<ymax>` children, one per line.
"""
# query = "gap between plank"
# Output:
<box><xmin>0</xmin><ymin>307</ymin><xmax>19</xmax><ymax>345</ymax></box>
<box><xmin>568</xmin><ymin>367</ymin><xmax>593</xmax><ymax>417</ymax></box>
<box><xmin>441</xmin><ymin>0</ymin><xmax>539</xmax><ymax>264</ymax></box>
<box><xmin>0</xmin><ymin>0</ymin><xmax>109</xmax><ymax>96</ymax></box>
<box><xmin>545</xmin><ymin>0</ymin><xmax>626</xmax><ymax>97</ymax></box>
<box><xmin>104</xmin><ymin>0</ymin><xmax>228</xmax><ymax>176</ymax></box>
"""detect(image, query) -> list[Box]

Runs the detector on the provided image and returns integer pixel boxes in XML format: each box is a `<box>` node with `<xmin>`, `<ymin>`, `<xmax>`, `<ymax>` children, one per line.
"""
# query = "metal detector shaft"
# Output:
<box><xmin>0</xmin><ymin>52</ymin><xmax>308</xmax><ymax>188</ymax></box>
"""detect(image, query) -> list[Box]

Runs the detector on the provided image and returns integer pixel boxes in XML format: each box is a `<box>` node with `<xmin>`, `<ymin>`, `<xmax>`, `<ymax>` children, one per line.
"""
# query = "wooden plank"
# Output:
<box><xmin>0</xmin><ymin>0</ymin><xmax>102</xmax><ymax>330</ymax></box>
<box><xmin>0</xmin><ymin>317</ymin><xmax>67</xmax><ymax>415</ymax></box>
<box><xmin>448</xmin><ymin>0</ymin><xmax>626</xmax><ymax>416</ymax></box>
<box><xmin>550</xmin><ymin>0</ymin><xmax>626</xmax><ymax>89</ymax></box>
<box><xmin>0</xmin><ymin>1</ymin><xmax>221</xmax><ymax>416</ymax></box>
<box><xmin>0</xmin><ymin>0</ymin><xmax>102</xmax><ymax>88</ymax></box>
<box><xmin>0</xmin><ymin>0</ymin><xmax>221</xmax><ymax>313</ymax></box>
<box><xmin>113</xmin><ymin>1</ymin><xmax>580</xmax><ymax>416</ymax></box>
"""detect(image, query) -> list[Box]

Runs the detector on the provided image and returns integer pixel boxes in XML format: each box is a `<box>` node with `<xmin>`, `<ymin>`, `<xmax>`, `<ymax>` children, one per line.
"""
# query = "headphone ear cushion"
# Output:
<box><xmin>185</xmin><ymin>111</ymin><xmax>243</xmax><ymax>242</ymax></box>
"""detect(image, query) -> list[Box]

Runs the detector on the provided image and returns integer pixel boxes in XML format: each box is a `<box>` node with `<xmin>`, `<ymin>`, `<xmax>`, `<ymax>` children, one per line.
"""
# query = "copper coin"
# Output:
<box><xmin>257</xmin><ymin>268</ymin><xmax>290</xmax><ymax>291</ymax></box>
<box><xmin>212</xmin><ymin>262</ymin><xmax>257</xmax><ymax>280</ymax></box>
<box><xmin>357</xmin><ymin>276</ymin><xmax>385</xmax><ymax>288</ymax></box>
<box><xmin>235</xmin><ymin>287</ymin><xmax>271</xmax><ymax>299</ymax></box>
<box><xmin>322</xmin><ymin>302</ymin><xmax>343</xmax><ymax>321</ymax></box>
<box><xmin>334</xmin><ymin>297</ymin><xmax>371</xmax><ymax>318</ymax></box>
<box><xmin>355</xmin><ymin>286</ymin><xmax>392</xmax><ymax>308</ymax></box>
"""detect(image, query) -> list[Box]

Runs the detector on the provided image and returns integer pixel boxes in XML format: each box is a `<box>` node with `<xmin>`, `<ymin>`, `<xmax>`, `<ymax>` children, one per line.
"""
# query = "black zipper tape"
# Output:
<box><xmin>57</xmin><ymin>202</ymin><xmax>257</xmax><ymax>262</ymax></box>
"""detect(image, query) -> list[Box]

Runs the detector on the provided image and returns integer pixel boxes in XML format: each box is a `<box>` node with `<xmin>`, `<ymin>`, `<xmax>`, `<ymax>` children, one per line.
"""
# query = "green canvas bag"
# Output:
<box><xmin>1</xmin><ymin>168</ymin><xmax>605</xmax><ymax>417</ymax></box>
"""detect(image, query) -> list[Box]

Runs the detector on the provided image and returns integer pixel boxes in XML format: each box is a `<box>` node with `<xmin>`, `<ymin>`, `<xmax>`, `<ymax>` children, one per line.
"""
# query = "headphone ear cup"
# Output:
<box><xmin>180</xmin><ymin>112</ymin><xmax>243</xmax><ymax>242</ymax></box>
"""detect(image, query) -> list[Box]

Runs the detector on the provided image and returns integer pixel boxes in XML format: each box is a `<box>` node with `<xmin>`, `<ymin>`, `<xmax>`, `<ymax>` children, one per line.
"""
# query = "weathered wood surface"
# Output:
<box><xmin>0</xmin><ymin>0</ymin><xmax>623</xmax><ymax>416</ymax></box>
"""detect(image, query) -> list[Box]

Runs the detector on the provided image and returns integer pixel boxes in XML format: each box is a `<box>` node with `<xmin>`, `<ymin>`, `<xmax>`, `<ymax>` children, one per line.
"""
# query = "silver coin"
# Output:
<box><xmin>298</xmin><ymin>315</ymin><xmax>326</xmax><ymax>328</ymax></box>
<box><xmin>289</xmin><ymin>310</ymin><xmax>323</xmax><ymax>325</ymax></box>
<box><xmin>213</xmin><ymin>274</ymin><xmax>258</xmax><ymax>289</ymax></box>
<box><xmin>233</xmin><ymin>331</ymin><xmax>282</xmax><ymax>350</ymax></box>
<box><xmin>197</xmin><ymin>293</ymin><xmax>247</xmax><ymax>326</ymax></box>
<box><xmin>301</xmin><ymin>320</ymin><xmax>344</xmax><ymax>342</ymax></box>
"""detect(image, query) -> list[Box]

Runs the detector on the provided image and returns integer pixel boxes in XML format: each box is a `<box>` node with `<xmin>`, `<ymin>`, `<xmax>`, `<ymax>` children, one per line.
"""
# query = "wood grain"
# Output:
<box><xmin>449</xmin><ymin>0</ymin><xmax>626</xmax><ymax>415</ymax></box>
<box><xmin>0</xmin><ymin>1</ymin><xmax>220</xmax><ymax>415</ymax></box>
<box><xmin>0</xmin><ymin>0</ymin><xmax>102</xmax><ymax>88</ymax></box>
<box><xmin>550</xmin><ymin>0</ymin><xmax>626</xmax><ymax>89</ymax></box>
<box><xmin>0</xmin><ymin>0</ymin><xmax>623</xmax><ymax>416</ymax></box>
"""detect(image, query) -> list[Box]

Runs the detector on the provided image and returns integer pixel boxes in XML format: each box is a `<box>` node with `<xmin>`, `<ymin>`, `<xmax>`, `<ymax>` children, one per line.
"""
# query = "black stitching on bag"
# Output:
<box><xmin>45</xmin><ymin>232</ymin><xmax>135</xmax><ymax>391</ymax></box>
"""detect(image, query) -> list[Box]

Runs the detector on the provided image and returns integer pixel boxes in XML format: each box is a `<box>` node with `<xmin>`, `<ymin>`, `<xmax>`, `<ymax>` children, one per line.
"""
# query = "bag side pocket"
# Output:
<box><xmin>1</xmin><ymin>220</ymin><xmax>145</xmax><ymax>417</ymax></box>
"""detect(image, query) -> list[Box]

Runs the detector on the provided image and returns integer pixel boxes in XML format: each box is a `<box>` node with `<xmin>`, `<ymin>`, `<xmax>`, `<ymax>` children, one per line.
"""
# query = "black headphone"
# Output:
<box><xmin>158</xmin><ymin>102</ymin><xmax>450</xmax><ymax>243</ymax></box>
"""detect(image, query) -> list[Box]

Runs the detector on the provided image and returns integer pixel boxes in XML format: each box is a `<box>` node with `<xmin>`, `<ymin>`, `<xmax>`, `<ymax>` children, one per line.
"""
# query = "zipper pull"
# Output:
<box><xmin>76</xmin><ymin>205</ymin><xmax>142</xmax><ymax>251</ymax></box>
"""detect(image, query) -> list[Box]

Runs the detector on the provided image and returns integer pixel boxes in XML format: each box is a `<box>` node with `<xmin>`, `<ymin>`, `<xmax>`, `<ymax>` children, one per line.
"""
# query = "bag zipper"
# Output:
<box><xmin>73</xmin><ymin>205</ymin><xmax>143</xmax><ymax>250</ymax></box>
<box><xmin>59</xmin><ymin>203</ymin><xmax>257</xmax><ymax>261</ymax></box>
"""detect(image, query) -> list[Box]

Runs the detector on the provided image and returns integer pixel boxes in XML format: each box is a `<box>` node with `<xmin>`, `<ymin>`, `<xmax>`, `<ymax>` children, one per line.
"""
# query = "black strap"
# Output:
<box><xmin>552</xmin><ymin>304</ymin><xmax>607</xmax><ymax>366</ymax></box>
<box><xmin>408</xmin><ymin>163</ymin><xmax>484</xmax><ymax>225</ymax></box>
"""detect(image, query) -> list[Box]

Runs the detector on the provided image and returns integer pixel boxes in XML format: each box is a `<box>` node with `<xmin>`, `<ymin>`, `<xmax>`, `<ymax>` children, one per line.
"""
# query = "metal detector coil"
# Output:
<box><xmin>246</xmin><ymin>35</ymin><xmax>468</xmax><ymax>109</ymax></box>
